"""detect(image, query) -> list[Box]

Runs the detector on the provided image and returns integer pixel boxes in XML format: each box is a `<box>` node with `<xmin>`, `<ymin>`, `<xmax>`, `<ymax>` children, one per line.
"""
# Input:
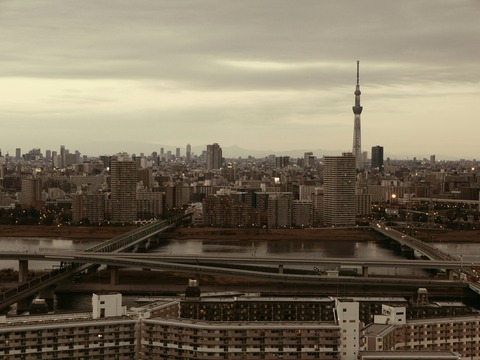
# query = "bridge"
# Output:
<box><xmin>0</xmin><ymin>213</ymin><xmax>189</xmax><ymax>313</ymax></box>
<box><xmin>1</xmin><ymin>216</ymin><xmax>478</xmax><ymax>313</ymax></box>
<box><xmin>372</xmin><ymin>222</ymin><xmax>457</xmax><ymax>261</ymax></box>
<box><xmin>0</xmin><ymin>251</ymin><xmax>473</xmax><ymax>296</ymax></box>
<box><xmin>372</xmin><ymin>222</ymin><xmax>480</xmax><ymax>294</ymax></box>
<box><xmin>0</xmin><ymin>251</ymin><xmax>476</xmax><ymax>272</ymax></box>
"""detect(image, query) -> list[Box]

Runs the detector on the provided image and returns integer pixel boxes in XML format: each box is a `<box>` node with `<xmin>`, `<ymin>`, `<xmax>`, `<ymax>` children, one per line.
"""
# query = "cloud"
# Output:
<box><xmin>0</xmin><ymin>1</ymin><xmax>480</xmax><ymax>159</ymax></box>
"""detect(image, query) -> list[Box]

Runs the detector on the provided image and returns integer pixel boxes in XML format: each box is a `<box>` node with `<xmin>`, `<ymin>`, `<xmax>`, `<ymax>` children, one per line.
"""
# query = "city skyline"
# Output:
<box><xmin>1</xmin><ymin>1</ymin><xmax>480</xmax><ymax>159</ymax></box>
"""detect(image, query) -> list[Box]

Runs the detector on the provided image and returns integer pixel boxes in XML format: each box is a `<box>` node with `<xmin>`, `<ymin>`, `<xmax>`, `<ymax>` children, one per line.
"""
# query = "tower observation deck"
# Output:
<box><xmin>352</xmin><ymin>60</ymin><xmax>363</xmax><ymax>169</ymax></box>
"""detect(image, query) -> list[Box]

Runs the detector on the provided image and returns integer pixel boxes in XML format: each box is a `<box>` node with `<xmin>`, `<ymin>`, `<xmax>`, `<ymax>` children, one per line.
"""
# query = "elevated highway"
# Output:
<box><xmin>1</xmin><ymin>217</ymin><xmax>478</xmax><ymax>312</ymax></box>
<box><xmin>0</xmin><ymin>251</ymin><xmax>475</xmax><ymax>271</ymax></box>
<box><xmin>372</xmin><ymin>222</ymin><xmax>480</xmax><ymax>295</ymax></box>
<box><xmin>0</xmin><ymin>213</ymin><xmax>189</xmax><ymax>313</ymax></box>
<box><xmin>372</xmin><ymin>222</ymin><xmax>457</xmax><ymax>261</ymax></box>
<box><xmin>83</xmin><ymin>215</ymin><xmax>184</xmax><ymax>253</ymax></box>
<box><xmin>0</xmin><ymin>251</ymin><xmax>470</xmax><ymax>295</ymax></box>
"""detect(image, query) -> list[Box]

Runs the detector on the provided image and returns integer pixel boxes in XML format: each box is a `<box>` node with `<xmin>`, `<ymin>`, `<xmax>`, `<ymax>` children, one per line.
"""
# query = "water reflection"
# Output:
<box><xmin>2</xmin><ymin>236</ymin><xmax>480</xmax><ymax>277</ymax></box>
<box><xmin>151</xmin><ymin>238</ymin><xmax>465</xmax><ymax>277</ymax></box>
<box><xmin>155</xmin><ymin>239</ymin><xmax>396</xmax><ymax>260</ymax></box>
<box><xmin>0</xmin><ymin>237</ymin><xmax>101</xmax><ymax>270</ymax></box>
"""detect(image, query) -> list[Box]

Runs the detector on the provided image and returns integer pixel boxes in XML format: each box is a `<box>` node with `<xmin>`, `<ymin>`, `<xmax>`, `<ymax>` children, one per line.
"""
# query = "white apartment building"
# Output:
<box><xmin>0</xmin><ymin>292</ymin><xmax>476</xmax><ymax>359</ymax></box>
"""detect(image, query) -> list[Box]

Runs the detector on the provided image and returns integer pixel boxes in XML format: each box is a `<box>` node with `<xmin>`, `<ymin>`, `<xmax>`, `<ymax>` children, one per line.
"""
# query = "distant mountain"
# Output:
<box><xmin>81</xmin><ymin>140</ymin><xmax>348</xmax><ymax>159</ymax></box>
<box><xmin>79</xmin><ymin>140</ymin><xmax>468</xmax><ymax>161</ymax></box>
<box><xmin>220</xmin><ymin>145</ymin><xmax>345</xmax><ymax>159</ymax></box>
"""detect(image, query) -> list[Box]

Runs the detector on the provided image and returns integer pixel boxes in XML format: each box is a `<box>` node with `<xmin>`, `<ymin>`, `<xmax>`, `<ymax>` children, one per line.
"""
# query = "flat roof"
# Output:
<box><xmin>360</xmin><ymin>351</ymin><xmax>460</xmax><ymax>359</ymax></box>
<box><xmin>182</xmin><ymin>295</ymin><xmax>408</xmax><ymax>303</ymax></box>
<box><xmin>407</xmin><ymin>313</ymin><xmax>480</xmax><ymax>325</ymax></box>
<box><xmin>0</xmin><ymin>313</ymin><xmax>136</xmax><ymax>333</ymax></box>
<box><xmin>363</xmin><ymin>323</ymin><xmax>396</xmax><ymax>337</ymax></box>
<box><xmin>145</xmin><ymin>317</ymin><xmax>340</xmax><ymax>330</ymax></box>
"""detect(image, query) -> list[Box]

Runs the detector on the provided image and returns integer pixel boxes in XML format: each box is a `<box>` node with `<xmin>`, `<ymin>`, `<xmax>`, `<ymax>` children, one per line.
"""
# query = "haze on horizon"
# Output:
<box><xmin>1</xmin><ymin>1</ymin><xmax>479</xmax><ymax>160</ymax></box>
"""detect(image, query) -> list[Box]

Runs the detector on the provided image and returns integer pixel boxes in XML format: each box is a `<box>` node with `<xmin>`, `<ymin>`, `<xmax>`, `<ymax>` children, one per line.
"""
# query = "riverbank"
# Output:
<box><xmin>170</xmin><ymin>227</ymin><xmax>480</xmax><ymax>243</ymax></box>
<box><xmin>171</xmin><ymin>227</ymin><xmax>381</xmax><ymax>241</ymax></box>
<box><xmin>0</xmin><ymin>225</ymin><xmax>384</xmax><ymax>241</ymax></box>
<box><xmin>0</xmin><ymin>225</ymin><xmax>137</xmax><ymax>239</ymax></box>
<box><xmin>0</xmin><ymin>225</ymin><xmax>478</xmax><ymax>243</ymax></box>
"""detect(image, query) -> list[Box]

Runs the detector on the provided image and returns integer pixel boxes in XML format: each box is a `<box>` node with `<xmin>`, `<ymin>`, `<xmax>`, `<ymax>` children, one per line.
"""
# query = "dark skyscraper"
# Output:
<box><xmin>60</xmin><ymin>145</ymin><xmax>66</xmax><ymax>168</ymax></box>
<box><xmin>352</xmin><ymin>61</ymin><xmax>363</xmax><ymax>169</ymax></box>
<box><xmin>371</xmin><ymin>146</ymin><xmax>384</xmax><ymax>172</ymax></box>
<box><xmin>110</xmin><ymin>153</ymin><xmax>137</xmax><ymax>223</ymax></box>
<box><xmin>206</xmin><ymin>143</ymin><xmax>222</xmax><ymax>170</ymax></box>
<box><xmin>323</xmin><ymin>153</ymin><xmax>356</xmax><ymax>227</ymax></box>
<box><xmin>186</xmin><ymin>144</ymin><xmax>191</xmax><ymax>162</ymax></box>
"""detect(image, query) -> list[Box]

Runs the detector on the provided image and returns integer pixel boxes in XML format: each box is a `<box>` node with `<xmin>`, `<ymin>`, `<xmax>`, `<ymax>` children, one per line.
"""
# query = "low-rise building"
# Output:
<box><xmin>0</xmin><ymin>290</ymin><xmax>478</xmax><ymax>359</ymax></box>
<box><xmin>0</xmin><ymin>293</ymin><xmax>136</xmax><ymax>359</ymax></box>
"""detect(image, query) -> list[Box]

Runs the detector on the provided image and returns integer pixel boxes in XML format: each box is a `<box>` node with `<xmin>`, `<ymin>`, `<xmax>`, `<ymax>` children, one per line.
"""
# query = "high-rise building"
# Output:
<box><xmin>371</xmin><ymin>146</ymin><xmax>384</xmax><ymax>172</ymax></box>
<box><xmin>293</xmin><ymin>199</ymin><xmax>313</xmax><ymax>227</ymax></box>
<box><xmin>52</xmin><ymin>151</ymin><xmax>58</xmax><ymax>168</ymax></box>
<box><xmin>15</xmin><ymin>148</ymin><xmax>21</xmax><ymax>160</ymax></box>
<box><xmin>275</xmin><ymin>156</ymin><xmax>290</xmax><ymax>168</ymax></box>
<box><xmin>72</xmin><ymin>193</ymin><xmax>107</xmax><ymax>224</ymax></box>
<box><xmin>202</xmin><ymin>193</ymin><xmax>260</xmax><ymax>227</ymax></box>
<box><xmin>352</xmin><ymin>60</ymin><xmax>363</xmax><ymax>169</ymax></box>
<box><xmin>60</xmin><ymin>145</ymin><xmax>66</xmax><ymax>168</ymax></box>
<box><xmin>299</xmin><ymin>184</ymin><xmax>317</xmax><ymax>200</ymax></box>
<box><xmin>356</xmin><ymin>189</ymin><xmax>372</xmax><ymax>216</ymax></box>
<box><xmin>312</xmin><ymin>187</ymin><xmax>324</xmax><ymax>226</ymax></box>
<box><xmin>304</xmin><ymin>152</ymin><xmax>314</xmax><ymax>167</ymax></box>
<box><xmin>20</xmin><ymin>177</ymin><xmax>43</xmax><ymax>209</ymax></box>
<box><xmin>175</xmin><ymin>147</ymin><xmax>181</xmax><ymax>159</ymax></box>
<box><xmin>323</xmin><ymin>153</ymin><xmax>356</xmax><ymax>226</ymax></box>
<box><xmin>308</xmin><ymin>155</ymin><xmax>315</xmax><ymax>167</ymax></box>
<box><xmin>206</xmin><ymin>143</ymin><xmax>222</xmax><ymax>170</ymax></box>
<box><xmin>136</xmin><ymin>189</ymin><xmax>164</xmax><ymax>219</ymax></box>
<box><xmin>186</xmin><ymin>144</ymin><xmax>191</xmax><ymax>162</ymax></box>
<box><xmin>137</xmin><ymin>168</ymin><xmax>153</xmax><ymax>190</ymax></box>
<box><xmin>110</xmin><ymin>153</ymin><xmax>137</xmax><ymax>223</ymax></box>
<box><xmin>267</xmin><ymin>192</ymin><xmax>293</xmax><ymax>227</ymax></box>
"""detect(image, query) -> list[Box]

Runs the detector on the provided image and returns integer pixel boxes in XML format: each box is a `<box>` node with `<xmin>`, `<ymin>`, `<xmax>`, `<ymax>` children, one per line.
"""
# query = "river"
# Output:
<box><xmin>2</xmin><ymin>236</ymin><xmax>480</xmax><ymax>312</ymax></box>
<box><xmin>2</xmin><ymin>236</ymin><xmax>480</xmax><ymax>273</ymax></box>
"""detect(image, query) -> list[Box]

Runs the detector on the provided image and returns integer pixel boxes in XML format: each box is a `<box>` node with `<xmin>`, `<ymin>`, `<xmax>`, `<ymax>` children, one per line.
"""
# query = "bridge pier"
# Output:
<box><xmin>401</xmin><ymin>245</ymin><xmax>414</xmax><ymax>259</ymax></box>
<box><xmin>18</xmin><ymin>260</ymin><xmax>29</xmax><ymax>283</ymax></box>
<box><xmin>362</xmin><ymin>266</ymin><xmax>369</xmax><ymax>278</ymax></box>
<box><xmin>39</xmin><ymin>285</ymin><xmax>56</xmax><ymax>311</ymax></box>
<box><xmin>133</xmin><ymin>242</ymin><xmax>147</xmax><ymax>253</ymax></box>
<box><xmin>278</xmin><ymin>265</ymin><xmax>284</xmax><ymax>274</ymax></box>
<box><xmin>145</xmin><ymin>236</ymin><xmax>159</xmax><ymax>251</ymax></box>
<box><xmin>109</xmin><ymin>266</ymin><xmax>119</xmax><ymax>286</ymax></box>
<box><xmin>16</xmin><ymin>296</ymin><xmax>35</xmax><ymax>315</ymax></box>
<box><xmin>447</xmin><ymin>269</ymin><xmax>455</xmax><ymax>280</ymax></box>
<box><xmin>16</xmin><ymin>259</ymin><xmax>32</xmax><ymax>314</ymax></box>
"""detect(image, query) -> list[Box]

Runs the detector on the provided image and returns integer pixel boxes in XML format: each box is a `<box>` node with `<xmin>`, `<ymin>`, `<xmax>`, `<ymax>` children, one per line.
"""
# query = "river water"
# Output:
<box><xmin>0</xmin><ymin>237</ymin><xmax>100</xmax><ymax>271</ymax></box>
<box><xmin>2</xmin><ymin>236</ymin><xmax>480</xmax><ymax>274</ymax></box>
<box><xmin>3</xmin><ymin>236</ymin><xmax>480</xmax><ymax>312</ymax></box>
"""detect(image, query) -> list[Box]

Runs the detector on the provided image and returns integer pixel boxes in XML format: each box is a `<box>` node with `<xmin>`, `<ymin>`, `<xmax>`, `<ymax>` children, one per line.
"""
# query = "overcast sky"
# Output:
<box><xmin>1</xmin><ymin>1</ymin><xmax>479</xmax><ymax>160</ymax></box>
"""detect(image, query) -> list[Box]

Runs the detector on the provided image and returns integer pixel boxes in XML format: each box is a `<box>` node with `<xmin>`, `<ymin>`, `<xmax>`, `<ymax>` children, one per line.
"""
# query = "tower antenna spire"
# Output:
<box><xmin>357</xmin><ymin>60</ymin><xmax>360</xmax><ymax>85</ymax></box>
<box><xmin>352</xmin><ymin>60</ymin><xmax>363</xmax><ymax>169</ymax></box>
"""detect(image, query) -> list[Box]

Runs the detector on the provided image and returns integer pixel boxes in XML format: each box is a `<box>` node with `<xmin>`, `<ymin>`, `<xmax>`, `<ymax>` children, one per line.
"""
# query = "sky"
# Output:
<box><xmin>1</xmin><ymin>1</ymin><xmax>480</xmax><ymax>160</ymax></box>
